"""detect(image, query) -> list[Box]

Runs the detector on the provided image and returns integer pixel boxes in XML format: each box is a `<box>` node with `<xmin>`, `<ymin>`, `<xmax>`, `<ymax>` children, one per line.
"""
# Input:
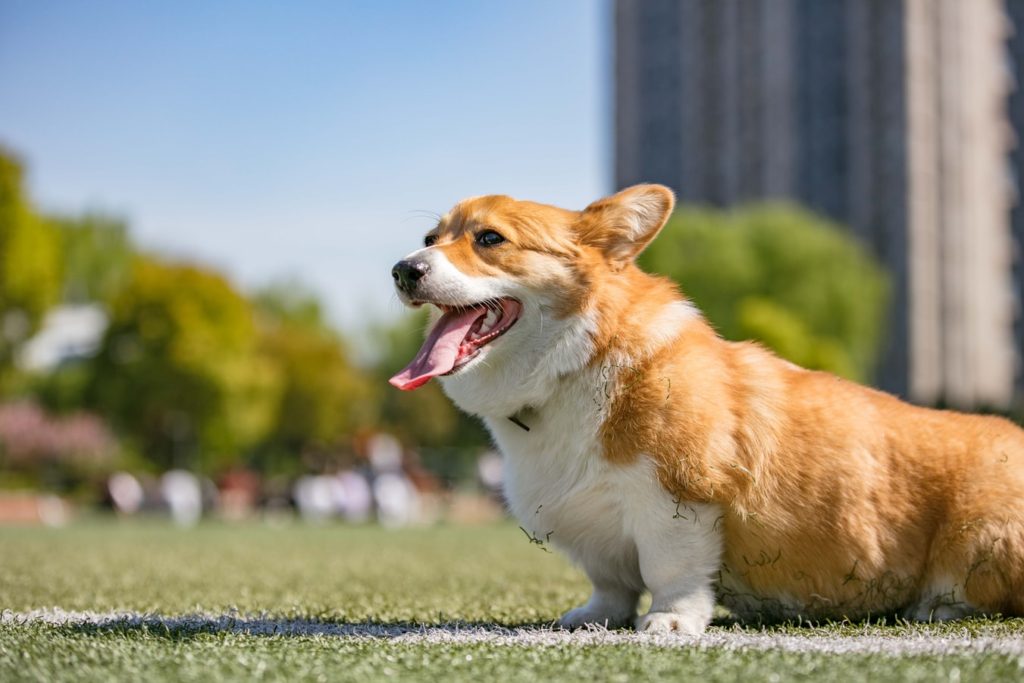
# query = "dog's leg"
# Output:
<box><xmin>906</xmin><ymin>578</ymin><xmax>979</xmax><ymax>622</ymax></box>
<box><xmin>558</xmin><ymin>574</ymin><xmax>639</xmax><ymax>629</ymax></box>
<box><xmin>633</xmin><ymin>500</ymin><xmax>722</xmax><ymax>635</ymax></box>
<box><xmin>909</xmin><ymin>507</ymin><xmax>1024</xmax><ymax>620</ymax></box>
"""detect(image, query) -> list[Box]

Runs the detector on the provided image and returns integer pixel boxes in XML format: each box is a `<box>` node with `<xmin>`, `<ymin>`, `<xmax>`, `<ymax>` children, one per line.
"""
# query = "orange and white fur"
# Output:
<box><xmin>389</xmin><ymin>185</ymin><xmax>1024</xmax><ymax>633</ymax></box>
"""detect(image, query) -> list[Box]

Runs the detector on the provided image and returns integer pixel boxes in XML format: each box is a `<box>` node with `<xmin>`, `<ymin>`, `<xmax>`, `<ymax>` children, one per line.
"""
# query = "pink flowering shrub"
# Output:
<box><xmin>0</xmin><ymin>402</ymin><xmax>117</xmax><ymax>469</ymax></box>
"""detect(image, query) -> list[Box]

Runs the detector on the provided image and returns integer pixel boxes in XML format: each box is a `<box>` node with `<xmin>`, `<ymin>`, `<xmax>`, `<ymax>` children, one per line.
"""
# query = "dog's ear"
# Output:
<box><xmin>578</xmin><ymin>184</ymin><xmax>675</xmax><ymax>268</ymax></box>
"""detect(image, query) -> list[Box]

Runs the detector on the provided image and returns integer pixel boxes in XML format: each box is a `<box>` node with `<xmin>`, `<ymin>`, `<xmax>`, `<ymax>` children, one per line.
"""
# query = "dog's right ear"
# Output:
<box><xmin>577</xmin><ymin>184</ymin><xmax>675</xmax><ymax>269</ymax></box>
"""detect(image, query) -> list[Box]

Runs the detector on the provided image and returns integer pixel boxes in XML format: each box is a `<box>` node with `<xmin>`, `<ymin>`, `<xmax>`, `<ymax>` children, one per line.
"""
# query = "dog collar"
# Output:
<box><xmin>508</xmin><ymin>408</ymin><xmax>532</xmax><ymax>432</ymax></box>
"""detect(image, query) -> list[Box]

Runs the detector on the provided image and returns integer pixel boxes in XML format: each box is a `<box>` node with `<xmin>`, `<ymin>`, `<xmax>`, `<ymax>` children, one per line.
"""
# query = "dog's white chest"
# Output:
<box><xmin>485</xmin><ymin>373</ymin><xmax>648</xmax><ymax>588</ymax></box>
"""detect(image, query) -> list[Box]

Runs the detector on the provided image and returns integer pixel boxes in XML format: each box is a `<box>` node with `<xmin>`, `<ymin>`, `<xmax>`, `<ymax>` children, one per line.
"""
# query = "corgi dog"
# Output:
<box><xmin>389</xmin><ymin>185</ymin><xmax>1024</xmax><ymax>633</ymax></box>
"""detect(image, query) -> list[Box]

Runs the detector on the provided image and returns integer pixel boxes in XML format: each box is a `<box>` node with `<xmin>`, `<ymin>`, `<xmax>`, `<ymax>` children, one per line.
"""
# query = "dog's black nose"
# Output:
<box><xmin>392</xmin><ymin>259</ymin><xmax>429</xmax><ymax>293</ymax></box>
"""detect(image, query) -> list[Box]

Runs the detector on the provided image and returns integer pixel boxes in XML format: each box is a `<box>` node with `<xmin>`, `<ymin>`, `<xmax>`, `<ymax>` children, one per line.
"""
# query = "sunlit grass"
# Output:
<box><xmin>1</xmin><ymin>520</ymin><xmax>1021</xmax><ymax>682</ymax></box>
<box><xmin>0</xmin><ymin>520</ymin><xmax>584</xmax><ymax>622</ymax></box>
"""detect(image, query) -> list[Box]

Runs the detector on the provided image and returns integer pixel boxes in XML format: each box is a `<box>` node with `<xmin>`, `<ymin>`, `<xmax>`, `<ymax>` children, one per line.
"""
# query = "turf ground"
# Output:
<box><xmin>1</xmin><ymin>520</ymin><xmax>1022</xmax><ymax>681</ymax></box>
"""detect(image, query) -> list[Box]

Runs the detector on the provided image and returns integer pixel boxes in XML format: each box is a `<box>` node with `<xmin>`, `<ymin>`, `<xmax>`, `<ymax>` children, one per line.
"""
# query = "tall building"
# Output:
<box><xmin>616</xmin><ymin>0</ymin><xmax>1021</xmax><ymax>408</ymax></box>
<box><xmin>1009</xmin><ymin>0</ymin><xmax>1024</xmax><ymax>407</ymax></box>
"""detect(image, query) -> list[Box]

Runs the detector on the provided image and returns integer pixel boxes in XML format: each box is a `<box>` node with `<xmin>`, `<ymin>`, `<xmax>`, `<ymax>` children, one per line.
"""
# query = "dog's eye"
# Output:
<box><xmin>476</xmin><ymin>230</ymin><xmax>505</xmax><ymax>247</ymax></box>
<box><xmin>424</xmin><ymin>234</ymin><xmax>438</xmax><ymax>247</ymax></box>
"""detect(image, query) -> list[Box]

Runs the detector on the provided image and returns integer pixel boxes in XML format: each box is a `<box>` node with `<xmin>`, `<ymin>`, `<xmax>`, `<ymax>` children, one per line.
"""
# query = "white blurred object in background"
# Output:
<box><xmin>477</xmin><ymin>450</ymin><xmax>503</xmax><ymax>492</ymax></box>
<box><xmin>293</xmin><ymin>475</ymin><xmax>335</xmax><ymax>523</ymax></box>
<box><xmin>367</xmin><ymin>433</ymin><xmax>402</xmax><ymax>473</ymax></box>
<box><xmin>160</xmin><ymin>470</ymin><xmax>202</xmax><ymax>526</ymax></box>
<box><xmin>108</xmin><ymin>472</ymin><xmax>144</xmax><ymax>515</ymax></box>
<box><xmin>18</xmin><ymin>305</ymin><xmax>107</xmax><ymax>372</ymax></box>
<box><xmin>373</xmin><ymin>472</ymin><xmax>419</xmax><ymax>528</ymax></box>
<box><xmin>335</xmin><ymin>470</ymin><xmax>372</xmax><ymax>523</ymax></box>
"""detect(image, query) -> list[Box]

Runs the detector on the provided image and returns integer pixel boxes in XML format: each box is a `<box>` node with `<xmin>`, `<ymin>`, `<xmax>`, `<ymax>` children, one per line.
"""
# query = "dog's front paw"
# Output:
<box><xmin>635</xmin><ymin>611</ymin><xmax>707</xmax><ymax>635</ymax></box>
<box><xmin>558</xmin><ymin>605</ymin><xmax>632</xmax><ymax>630</ymax></box>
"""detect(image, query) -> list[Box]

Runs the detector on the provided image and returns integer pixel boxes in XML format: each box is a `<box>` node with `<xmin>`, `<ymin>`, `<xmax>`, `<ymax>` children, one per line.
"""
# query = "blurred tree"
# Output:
<box><xmin>33</xmin><ymin>361</ymin><xmax>93</xmax><ymax>416</ymax></box>
<box><xmin>251</xmin><ymin>280</ymin><xmax>376</xmax><ymax>475</ymax></box>
<box><xmin>52</xmin><ymin>212</ymin><xmax>134</xmax><ymax>305</ymax></box>
<box><xmin>85</xmin><ymin>257</ymin><xmax>281</xmax><ymax>473</ymax></box>
<box><xmin>639</xmin><ymin>204</ymin><xmax>889</xmax><ymax>381</ymax></box>
<box><xmin>29</xmin><ymin>214</ymin><xmax>133</xmax><ymax>414</ymax></box>
<box><xmin>0</xmin><ymin>147</ymin><xmax>61</xmax><ymax>390</ymax></box>
<box><xmin>254</xmin><ymin>278</ymin><xmax>326</xmax><ymax>330</ymax></box>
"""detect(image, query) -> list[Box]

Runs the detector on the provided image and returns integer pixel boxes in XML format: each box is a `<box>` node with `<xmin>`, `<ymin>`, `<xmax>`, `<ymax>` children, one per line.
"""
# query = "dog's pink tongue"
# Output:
<box><xmin>389</xmin><ymin>308</ymin><xmax>484</xmax><ymax>391</ymax></box>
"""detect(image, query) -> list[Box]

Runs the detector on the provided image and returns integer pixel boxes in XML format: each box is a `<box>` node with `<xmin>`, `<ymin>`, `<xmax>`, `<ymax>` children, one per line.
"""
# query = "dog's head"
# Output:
<box><xmin>389</xmin><ymin>184</ymin><xmax>674</xmax><ymax>416</ymax></box>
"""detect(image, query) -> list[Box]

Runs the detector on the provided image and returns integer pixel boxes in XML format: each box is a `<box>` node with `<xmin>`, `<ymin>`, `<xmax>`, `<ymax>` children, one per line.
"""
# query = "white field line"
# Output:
<box><xmin>3</xmin><ymin>608</ymin><xmax>1024</xmax><ymax>659</ymax></box>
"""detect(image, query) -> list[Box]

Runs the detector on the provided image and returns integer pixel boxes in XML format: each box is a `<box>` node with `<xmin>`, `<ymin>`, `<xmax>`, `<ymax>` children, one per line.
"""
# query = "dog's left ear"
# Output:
<box><xmin>578</xmin><ymin>184</ymin><xmax>675</xmax><ymax>269</ymax></box>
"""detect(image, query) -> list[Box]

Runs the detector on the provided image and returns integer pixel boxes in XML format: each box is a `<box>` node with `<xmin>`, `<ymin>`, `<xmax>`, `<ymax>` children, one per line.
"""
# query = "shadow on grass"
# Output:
<box><xmin>40</xmin><ymin>612</ymin><xmax>836</xmax><ymax>642</ymax></box>
<box><xmin>48</xmin><ymin>614</ymin><xmax>566</xmax><ymax>641</ymax></box>
<box><xmin>15</xmin><ymin>610</ymin><xmax>1024</xmax><ymax>645</ymax></box>
<box><xmin>11</xmin><ymin>611</ymin><xmax>1024</xmax><ymax>658</ymax></box>
<box><xmin>38</xmin><ymin>615</ymin><xmax>905</xmax><ymax>644</ymax></box>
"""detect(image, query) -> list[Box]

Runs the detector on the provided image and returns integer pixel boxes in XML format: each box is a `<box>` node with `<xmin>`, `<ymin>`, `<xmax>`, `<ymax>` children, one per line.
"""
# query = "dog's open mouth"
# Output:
<box><xmin>389</xmin><ymin>298</ymin><xmax>522</xmax><ymax>391</ymax></box>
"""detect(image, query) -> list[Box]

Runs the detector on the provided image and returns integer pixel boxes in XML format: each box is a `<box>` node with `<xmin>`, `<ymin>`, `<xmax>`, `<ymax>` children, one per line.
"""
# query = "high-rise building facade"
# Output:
<box><xmin>616</xmin><ymin>0</ymin><xmax>1021</xmax><ymax>408</ymax></box>
<box><xmin>1009</xmin><ymin>0</ymin><xmax>1024</xmax><ymax>407</ymax></box>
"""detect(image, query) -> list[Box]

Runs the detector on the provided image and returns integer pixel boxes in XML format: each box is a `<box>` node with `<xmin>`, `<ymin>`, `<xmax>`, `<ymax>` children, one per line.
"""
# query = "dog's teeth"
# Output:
<box><xmin>481</xmin><ymin>310</ymin><xmax>498</xmax><ymax>333</ymax></box>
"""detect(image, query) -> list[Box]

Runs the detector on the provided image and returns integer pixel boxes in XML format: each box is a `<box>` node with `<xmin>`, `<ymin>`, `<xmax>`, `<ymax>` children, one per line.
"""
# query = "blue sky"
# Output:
<box><xmin>0</xmin><ymin>1</ymin><xmax>609</xmax><ymax>330</ymax></box>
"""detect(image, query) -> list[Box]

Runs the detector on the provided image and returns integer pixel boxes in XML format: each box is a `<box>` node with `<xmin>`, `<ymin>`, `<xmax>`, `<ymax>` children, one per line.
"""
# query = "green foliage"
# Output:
<box><xmin>85</xmin><ymin>257</ymin><xmax>281</xmax><ymax>473</ymax></box>
<box><xmin>52</xmin><ymin>212</ymin><xmax>134</xmax><ymax>305</ymax></box>
<box><xmin>0</xmin><ymin>147</ymin><xmax>61</xmax><ymax>387</ymax></box>
<box><xmin>639</xmin><ymin>204</ymin><xmax>890</xmax><ymax>381</ymax></box>
<box><xmin>254</xmin><ymin>279</ymin><xmax>327</xmax><ymax>330</ymax></box>
<box><xmin>252</xmin><ymin>281</ymin><xmax>376</xmax><ymax>475</ymax></box>
<box><xmin>33</xmin><ymin>361</ymin><xmax>93</xmax><ymax>415</ymax></box>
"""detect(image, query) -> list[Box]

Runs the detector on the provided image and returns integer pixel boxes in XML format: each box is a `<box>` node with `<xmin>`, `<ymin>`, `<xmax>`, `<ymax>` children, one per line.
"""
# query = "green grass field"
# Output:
<box><xmin>1</xmin><ymin>520</ymin><xmax>1022</xmax><ymax>682</ymax></box>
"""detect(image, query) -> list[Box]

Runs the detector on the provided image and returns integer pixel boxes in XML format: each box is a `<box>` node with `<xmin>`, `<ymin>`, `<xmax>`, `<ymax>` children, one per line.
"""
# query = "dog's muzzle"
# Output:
<box><xmin>392</xmin><ymin>259</ymin><xmax>430</xmax><ymax>295</ymax></box>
